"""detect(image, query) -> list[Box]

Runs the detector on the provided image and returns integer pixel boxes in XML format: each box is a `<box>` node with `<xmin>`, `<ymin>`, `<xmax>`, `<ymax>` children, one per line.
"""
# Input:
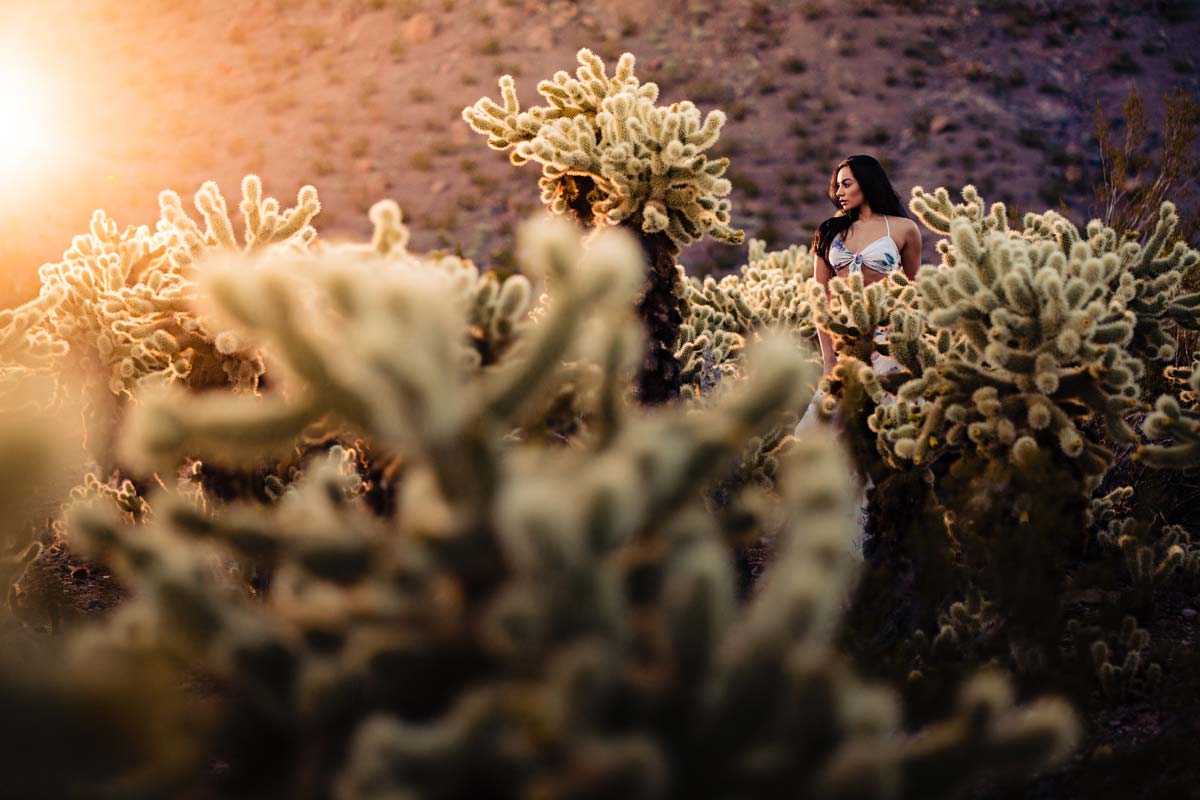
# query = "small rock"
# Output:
<box><xmin>431</xmin><ymin>180</ymin><xmax>447</xmax><ymax>194</ymax></box>
<box><xmin>401</xmin><ymin>12</ymin><xmax>437</xmax><ymax>45</ymax></box>
<box><xmin>930</xmin><ymin>115</ymin><xmax>952</xmax><ymax>134</ymax></box>
<box><xmin>1183</xmin><ymin>608</ymin><xmax>1197</xmax><ymax>619</ymax></box>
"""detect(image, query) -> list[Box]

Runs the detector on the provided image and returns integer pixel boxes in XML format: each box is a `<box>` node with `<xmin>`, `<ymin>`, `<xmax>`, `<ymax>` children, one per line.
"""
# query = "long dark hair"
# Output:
<box><xmin>813</xmin><ymin>155</ymin><xmax>907</xmax><ymax>265</ymax></box>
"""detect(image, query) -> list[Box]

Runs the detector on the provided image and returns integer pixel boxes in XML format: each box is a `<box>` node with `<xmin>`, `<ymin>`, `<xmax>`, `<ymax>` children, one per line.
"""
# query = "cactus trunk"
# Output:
<box><xmin>630</xmin><ymin>223</ymin><xmax>683</xmax><ymax>405</ymax></box>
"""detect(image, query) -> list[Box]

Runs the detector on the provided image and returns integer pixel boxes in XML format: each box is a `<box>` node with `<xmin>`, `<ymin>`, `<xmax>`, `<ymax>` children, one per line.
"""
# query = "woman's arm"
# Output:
<box><xmin>900</xmin><ymin>219</ymin><xmax>922</xmax><ymax>281</ymax></box>
<box><xmin>813</xmin><ymin>252</ymin><xmax>838</xmax><ymax>375</ymax></box>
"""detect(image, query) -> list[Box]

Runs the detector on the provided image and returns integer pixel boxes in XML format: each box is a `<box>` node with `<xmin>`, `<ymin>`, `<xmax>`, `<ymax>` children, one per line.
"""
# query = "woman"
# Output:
<box><xmin>812</xmin><ymin>154</ymin><xmax>922</xmax><ymax>378</ymax></box>
<box><xmin>799</xmin><ymin>156</ymin><xmax>922</xmax><ymax>553</ymax></box>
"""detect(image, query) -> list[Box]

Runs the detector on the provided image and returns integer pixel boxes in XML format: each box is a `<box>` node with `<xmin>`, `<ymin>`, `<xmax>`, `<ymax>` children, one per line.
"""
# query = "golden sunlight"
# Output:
<box><xmin>0</xmin><ymin>61</ymin><xmax>62</xmax><ymax>180</ymax></box>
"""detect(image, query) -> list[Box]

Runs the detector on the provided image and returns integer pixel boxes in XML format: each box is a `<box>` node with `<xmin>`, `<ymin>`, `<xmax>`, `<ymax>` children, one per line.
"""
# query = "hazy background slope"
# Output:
<box><xmin>1</xmin><ymin>0</ymin><xmax>1197</xmax><ymax>305</ymax></box>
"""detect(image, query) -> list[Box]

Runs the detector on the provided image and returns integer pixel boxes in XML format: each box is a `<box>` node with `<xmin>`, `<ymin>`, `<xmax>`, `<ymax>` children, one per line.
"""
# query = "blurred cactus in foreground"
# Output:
<box><xmin>0</xmin><ymin>292</ymin><xmax>68</xmax><ymax>392</ymax></box>
<box><xmin>0</xmin><ymin>376</ymin><xmax>81</xmax><ymax>605</ymax></box>
<box><xmin>0</xmin><ymin>213</ymin><xmax>1074</xmax><ymax>798</ymax></box>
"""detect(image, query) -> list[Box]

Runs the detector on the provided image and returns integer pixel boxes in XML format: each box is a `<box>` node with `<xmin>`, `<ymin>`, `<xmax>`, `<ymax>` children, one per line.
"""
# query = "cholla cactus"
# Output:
<box><xmin>810</xmin><ymin>272</ymin><xmax>928</xmax><ymax>398</ymax></box>
<box><xmin>1138</xmin><ymin>359</ymin><xmax>1200</xmax><ymax>469</ymax></box>
<box><xmin>32</xmin><ymin>175</ymin><xmax>319</xmax><ymax>398</ymax></box>
<box><xmin>0</xmin><ymin>376</ymin><xmax>81</xmax><ymax>606</ymax></box>
<box><xmin>325</xmin><ymin>199</ymin><xmax>534</xmax><ymax>370</ymax></box>
<box><xmin>929</xmin><ymin>588</ymin><xmax>1001</xmax><ymax>662</ymax></box>
<box><xmin>464</xmin><ymin>48</ymin><xmax>743</xmax><ymax>404</ymax></box>
<box><xmin>850</xmin><ymin>186</ymin><xmax>1200</xmax><ymax>633</ymax></box>
<box><xmin>60</xmin><ymin>472</ymin><xmax>150</xmax><ymax>524</ymax></box>
<box><xmin>676</xmin><ymin>239</ymin><xmax>820</xmax><ymax>399</ymax></box>
<box><xmin>1074</xmin><ymin>616</ymin><xmax>1162</xmax><ymax>703</ymax></box>
<box><xmin>116</xmin><ymin>215</ymin><xmax>578</xmax><ymax>474</ymax></box>
<box><xmin>49</xmin><ymin>218</ymin><xmax>1079</xmax><ymax>798</ymax></box>
<box><xmin>872</xmin><ymin>187</ymin><xmax>1151</xmax><ymax>479</ymax></box>
<box><xmin>1097</xmin><ymin>516</ymin><xmax>1200</xmax><ymax>604</ymax></box>
<box><xmin>911</xmin><ymin>187</ymin><xmax>1200</xmax><ymax>363</ymax></box>
<box><xmin>463</xmin><ymin>48</ymin><xmax>740</xmax><ymax>250</ymax></box>
<box><xmin>903</xmin><ymin>588</ymin><xmax>1003</xmax><ymax>695</ymax></box>
<box><xmin>0</xmin><ymin>292</ymin><xmax>68</xmax><ymax>392</ymax></box>
<box><xmin>1086</xmin><ymin>485</ymin><xmax>1134</xmax><ymax>528</ymax></box>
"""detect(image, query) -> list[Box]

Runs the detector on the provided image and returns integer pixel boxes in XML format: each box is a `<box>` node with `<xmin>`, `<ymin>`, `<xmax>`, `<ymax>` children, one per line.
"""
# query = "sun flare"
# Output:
<box><xmin>0</xmin><ymin>65</ymin><xmax>60</xmax><ymax>180</ymax></box>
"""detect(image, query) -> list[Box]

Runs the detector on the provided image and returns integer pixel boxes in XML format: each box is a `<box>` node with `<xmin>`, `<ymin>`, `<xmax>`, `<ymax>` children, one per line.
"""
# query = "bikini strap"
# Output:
<box><xmin>884</xmin><ymin>215</ymin><xmax>891</xmax><ymax>236</ymax></box>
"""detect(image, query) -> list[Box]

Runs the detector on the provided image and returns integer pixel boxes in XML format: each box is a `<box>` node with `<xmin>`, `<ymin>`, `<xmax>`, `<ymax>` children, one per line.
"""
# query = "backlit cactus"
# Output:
<box><xmin>32</xmin><ymin>175</ymin><xmax>320</xmax><ymax>398</ymax></box>
<box><xmin>910</xmin><ymin>186</ymin><xmax>1200</xmax><ymax>363</ymax></box>
<box><xmin>676</xmin><ymin>239</ymin><xmax>820</xmax><ymax>400</ymax></box>
<box><xmin>463</xmin><ymin>48</ymin><xmax>740</xmax><ymax>251</ymax></box>
<box><xmin>41</xmin><ymin>216</ymin><xmax>1080</xmax><ymax>798</ymax></box>
<box><xmin>870</xmin><ymin>187</ymin><xmax>1160</xmax><ymax>479</ymax></box>
<box><xmin>0</xmin><ymin>292</ymin><xmax>67</xmax><ymax>392</ymax></box>
<box><xmin>1138</xmin><ymin>359</ymin><xmax>1200</xmax><ymax>469</ymax></box>
<box><xmin>465</xmin><ymin>49</ymin><xmax>745</xmax><ymax>404</ymax></box>
<box><xmin>1097</xmin><ymin>516</ymin><xmax>1200</xmax><ymax>604</ymax></box>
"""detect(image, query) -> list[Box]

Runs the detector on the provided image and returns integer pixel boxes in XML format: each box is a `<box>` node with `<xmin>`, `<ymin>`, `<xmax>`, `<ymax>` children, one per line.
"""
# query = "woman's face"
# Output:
<box><xmin>834</xmin><ymin>166</ymin><xmax>864</xmax><ymax>213</ymax></box>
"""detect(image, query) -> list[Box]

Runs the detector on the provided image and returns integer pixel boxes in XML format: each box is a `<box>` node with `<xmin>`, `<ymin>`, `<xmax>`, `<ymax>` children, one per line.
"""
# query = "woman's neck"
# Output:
<box><xmin>855</xmin><ymin>206</ymin><xmax>877</xmax><ymax>223</ymax></box>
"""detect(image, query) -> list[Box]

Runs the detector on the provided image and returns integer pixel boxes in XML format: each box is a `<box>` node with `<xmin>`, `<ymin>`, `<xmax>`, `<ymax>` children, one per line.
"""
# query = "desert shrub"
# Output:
<box><xmin>1094</xmin><ymin>86</ymin><xmax>1200</xmax><ymax>245</ymax></box>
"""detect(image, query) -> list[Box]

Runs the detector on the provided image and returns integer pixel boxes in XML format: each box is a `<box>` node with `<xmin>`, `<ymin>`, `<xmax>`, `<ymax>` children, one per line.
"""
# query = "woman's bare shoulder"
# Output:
<box><xmin>894</xmin><ymin>216</ymin><xmax>922</xmax><ymax>243</ymax></box>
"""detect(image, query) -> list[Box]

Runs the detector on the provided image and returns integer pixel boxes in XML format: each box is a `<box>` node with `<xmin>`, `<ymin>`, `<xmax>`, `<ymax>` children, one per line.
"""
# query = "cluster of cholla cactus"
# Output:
<box><xmin>872</xmin><ymin>187</ymin><xmax>1147</xmax><ymax>479</ymax></box>
<box><xmin>871</xmin><ymin>189</ymin><xmax>1199</xmax><ymax>478</ymax></box>
<box><xmin>1097</xmin><ymin>516</ymin><xmax>1200</xmax><ymax>606</ymax></box>
<box><xmin>845</xmin><ymin>187</ymin><xmax>1200</xmax><ymax>632</ymax></box>
<box><xmin>0</xmin><ymin>215</ymin><xmax>1081</xmax><ymax>797</ymax></box>
<box><xmin>33</xmin><ymin>175</ymin><xmax>320</xmax><ymax>400</ymax></box>
<box><xmin>1068</xmin><ymin>616</ymin><xmax>1162</xmax><ymax>704</ymax></box>
<box><xmin>0</xmin><ymin>292</ymin><xmax>67</xmax><ymax>393</ymax></box>
<box><xmin>675</xmin><ymin>238</ymin><xmax>820</xmax><ymax>400</ymax></box>
<box><xmin>465</xmin><ymin>49</ymin><xmax>744</xmax><ymax>403</ymax></box>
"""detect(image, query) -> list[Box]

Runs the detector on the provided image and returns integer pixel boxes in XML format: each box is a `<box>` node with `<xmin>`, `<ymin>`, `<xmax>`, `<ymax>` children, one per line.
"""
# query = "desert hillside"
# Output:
<box><xmin>2</xmin><ymin>0</ymin><xmax>1197</xmax><ymax>305</ymax></box>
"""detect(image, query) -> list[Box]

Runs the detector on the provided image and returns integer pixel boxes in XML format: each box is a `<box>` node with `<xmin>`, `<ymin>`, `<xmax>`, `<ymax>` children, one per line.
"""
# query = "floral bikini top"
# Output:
<box><xmin>828</xmin><ymin>215</ymin><xmax>902</xmax><ymax>275</ymax></box>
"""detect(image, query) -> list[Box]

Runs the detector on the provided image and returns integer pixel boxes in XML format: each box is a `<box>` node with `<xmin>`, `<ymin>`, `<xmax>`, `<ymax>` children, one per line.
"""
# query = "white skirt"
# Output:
<box><xmin>795</xmin><ymin>328</ymin><xmax>900</xmax><ymax>557</ymax></box>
